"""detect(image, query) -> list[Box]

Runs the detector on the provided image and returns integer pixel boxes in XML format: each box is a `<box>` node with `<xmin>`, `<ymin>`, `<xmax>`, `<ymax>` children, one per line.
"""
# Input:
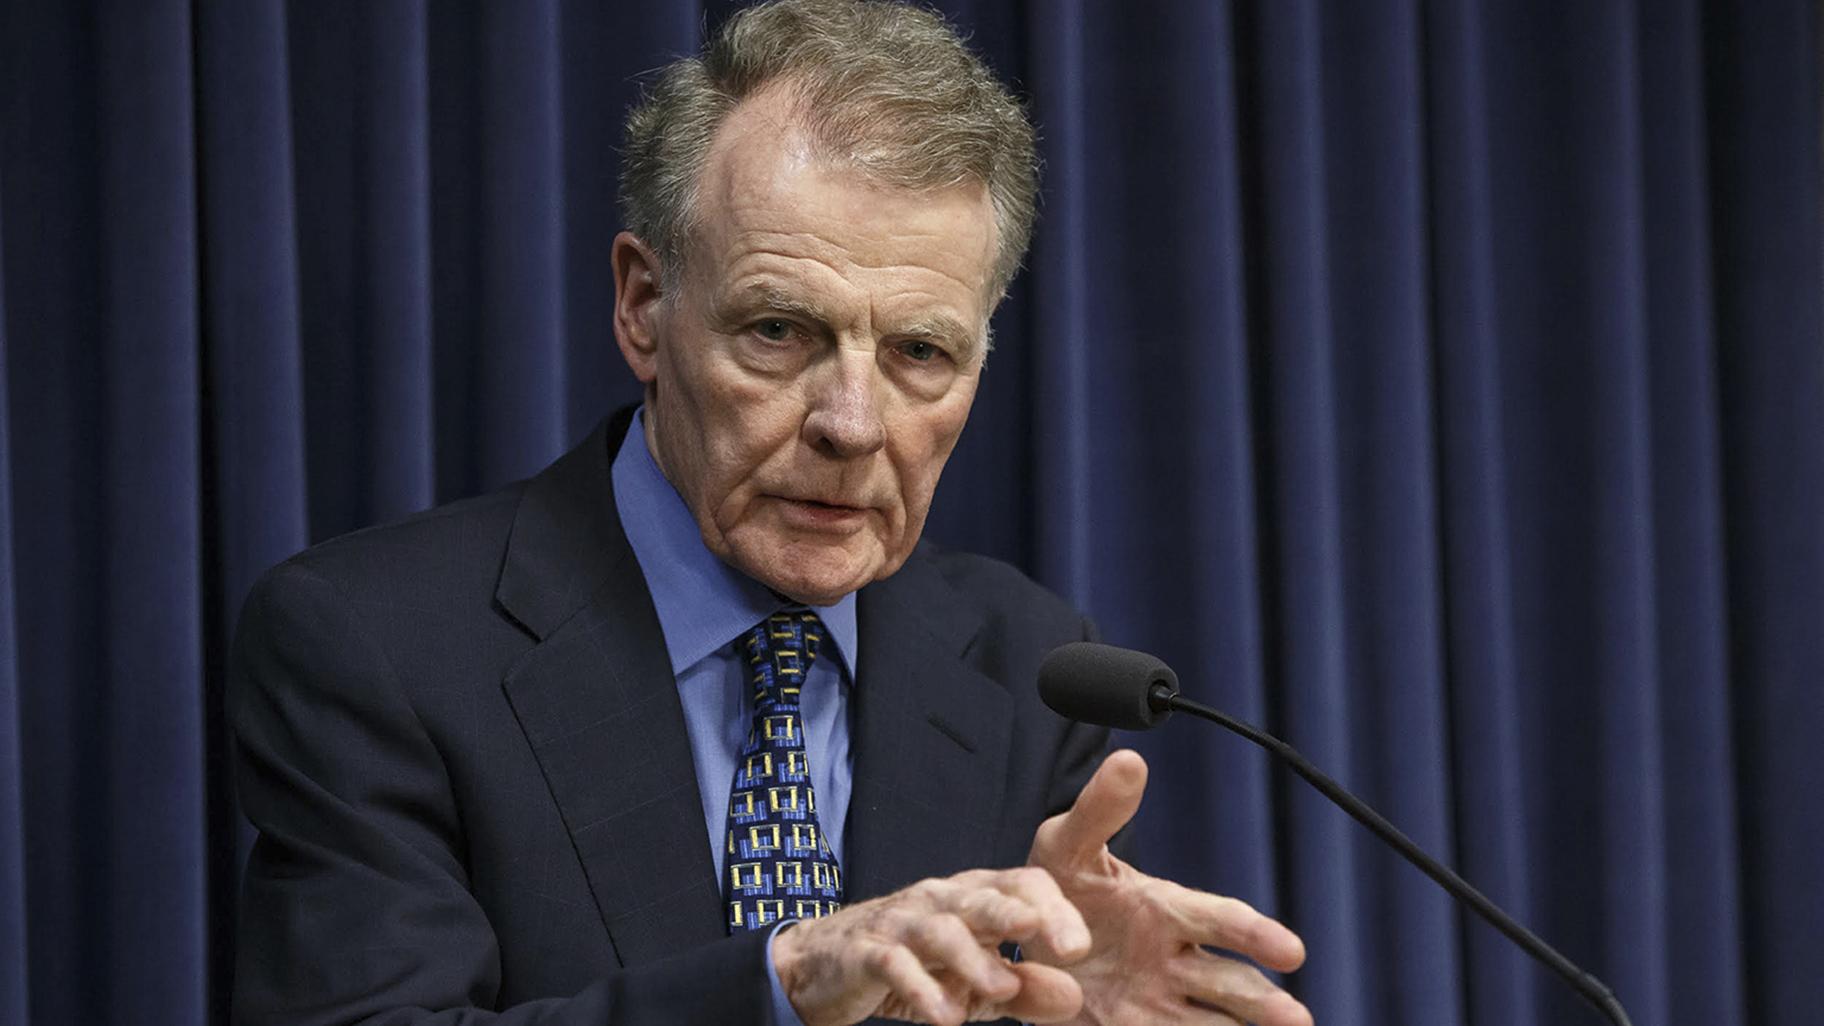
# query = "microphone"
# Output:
<box><xmin>1038</xmin><ymin>641</ymin><xmax>1636</xmax><ymax>1026</ymax></box>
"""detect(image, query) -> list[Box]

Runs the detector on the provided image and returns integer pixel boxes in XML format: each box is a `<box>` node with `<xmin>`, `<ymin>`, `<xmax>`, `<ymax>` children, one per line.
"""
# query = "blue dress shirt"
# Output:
<box><xmin>611</xmin><ymin>408</ymin><xmax>855</xmax><ymax>1025</ymax></box>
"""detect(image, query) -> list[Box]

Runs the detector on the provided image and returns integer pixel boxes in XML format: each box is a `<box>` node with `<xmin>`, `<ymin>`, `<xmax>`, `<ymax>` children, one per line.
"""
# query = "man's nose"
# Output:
<box><xmin>802</xmin><ymin>349</ymin><xmax>887</xmax><ymax>458</ymax></box>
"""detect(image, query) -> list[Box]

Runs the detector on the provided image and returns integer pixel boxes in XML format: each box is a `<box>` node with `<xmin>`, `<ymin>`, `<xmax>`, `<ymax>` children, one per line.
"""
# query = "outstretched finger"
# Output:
<box><xmin>1173</xmin><ymin>885</ymin><xmax>1306</xmax><ymax>972</ymax></box>
<box><xmin>978</xmin><ymin>866</ymin><xmax>1090</xmax><ymax>961</ymax></box>
<box><xmin>905</xmin><ymin>913</ymin><xmax>1021</xmax><ymax>1007</ymax></box>
<box><xmin>864</xmin><ymin>940</ymin><xmax>959</xmax><ymax>1025</ymax></box>
<box><xmin>1038</xmin><ymin>749</ymin><xmax>1148</xmax><ymax>867</ymax></box>
<box><xmin>1178</xmin><ymin>948</ymin><xmax>1313</xmax><ymax>1026</ymax></box>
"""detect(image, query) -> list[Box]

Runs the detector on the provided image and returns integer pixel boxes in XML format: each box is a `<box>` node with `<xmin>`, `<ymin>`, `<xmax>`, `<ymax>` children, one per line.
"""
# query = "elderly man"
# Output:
<box><xmin>230</xmin><ymin>2</ymin><xmax>1310</xmax><ymax>1024</ymax></box>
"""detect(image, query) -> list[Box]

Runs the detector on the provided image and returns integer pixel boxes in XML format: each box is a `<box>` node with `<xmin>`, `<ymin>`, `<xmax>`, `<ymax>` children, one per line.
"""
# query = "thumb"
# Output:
<box><xmin>1034</xmin><ymin>749</ymin><xmax>1148</xmax><ymax>868</ymax></box>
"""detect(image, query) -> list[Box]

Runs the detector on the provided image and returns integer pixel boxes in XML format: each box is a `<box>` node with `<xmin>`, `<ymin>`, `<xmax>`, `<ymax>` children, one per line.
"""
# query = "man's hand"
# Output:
<box><xmin>770</xmin><ymin>866</ymin><xmax>1094</xmax><ymax>1026</ymax></box>
<box><xmin>1027</xmin><ymin>750</ymin><xmax>1314</xmax><ymax>1026</ymax></box>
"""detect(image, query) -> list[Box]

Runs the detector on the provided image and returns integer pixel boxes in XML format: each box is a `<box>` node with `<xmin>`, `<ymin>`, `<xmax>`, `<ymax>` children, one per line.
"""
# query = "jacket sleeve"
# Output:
<box><xmin>228</xmin><ymin>562</ymin><xmax>781</xmax><ymax>1026</ymax></box>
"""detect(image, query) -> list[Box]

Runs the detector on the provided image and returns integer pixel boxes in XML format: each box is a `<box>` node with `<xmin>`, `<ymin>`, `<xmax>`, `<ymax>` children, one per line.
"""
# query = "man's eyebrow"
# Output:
<box><xmin>894</xmin><ymin>313</ymin><xmax>983</xmax><ymax>359</ymax></box>
<box><xmin>725</xmin><ymin>280</ymin><xmax>986</xmax><ymax>359</ymax></box>
<box><xmin>725</xmin><ymin>281</ymin><xmax>831</xmax><ymax>323</ymax></box>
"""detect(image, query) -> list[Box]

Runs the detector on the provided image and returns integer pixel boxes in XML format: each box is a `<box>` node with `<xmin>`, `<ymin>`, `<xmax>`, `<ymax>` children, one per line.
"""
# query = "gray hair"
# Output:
<box><xmin>619</xmin><ymin>0</ymin><xmax>1039</xmax><ymax>303</ymax></box>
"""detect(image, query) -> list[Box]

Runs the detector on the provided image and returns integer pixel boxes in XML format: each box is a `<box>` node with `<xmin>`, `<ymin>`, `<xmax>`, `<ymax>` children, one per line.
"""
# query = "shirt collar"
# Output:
<box><xmin>611</xmin><ymin>407</ymin><xmax>859</xmax><ymax>679</ymax></box>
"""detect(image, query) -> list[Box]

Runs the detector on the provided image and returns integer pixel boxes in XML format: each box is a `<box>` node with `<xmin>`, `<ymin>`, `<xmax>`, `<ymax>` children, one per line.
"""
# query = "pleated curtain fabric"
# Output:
<box><xmin>0</xmin><ymin>2</ymin><xmax>1819</xmax><ymax>1025</ymax></box>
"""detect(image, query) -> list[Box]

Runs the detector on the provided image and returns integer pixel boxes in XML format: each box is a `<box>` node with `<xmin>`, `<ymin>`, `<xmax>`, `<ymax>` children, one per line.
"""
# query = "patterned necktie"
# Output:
<box><xmin>723</xmin><ymin>610</ymin><xmax>845</xmax><ymax>932</ymax></box>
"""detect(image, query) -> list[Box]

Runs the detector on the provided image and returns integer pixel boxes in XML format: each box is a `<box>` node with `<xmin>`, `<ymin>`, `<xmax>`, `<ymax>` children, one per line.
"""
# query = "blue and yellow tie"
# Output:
<box><xmin>723</xmin><ymin>610</ymin><xmax>845</xmax><ymax>932</ymax></box>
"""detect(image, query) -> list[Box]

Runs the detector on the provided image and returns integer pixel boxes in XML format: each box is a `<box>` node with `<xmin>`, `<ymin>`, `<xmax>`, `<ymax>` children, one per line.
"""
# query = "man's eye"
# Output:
<box><xmin>899</xmin><ymin>340</ymin><xmax>942</xmax><ymax>363</ymax></box>
<box><xmin>754</xmin><ymin>319</ymin><xmax>795</xmax><ymax>342</ymax></box>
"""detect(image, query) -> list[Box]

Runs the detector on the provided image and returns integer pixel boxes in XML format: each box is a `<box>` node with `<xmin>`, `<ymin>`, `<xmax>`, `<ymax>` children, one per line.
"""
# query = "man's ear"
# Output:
<box><xmin>611</xmin><ymin>231</ymin><xmax>667</xmax><ymax>383</ymax></box>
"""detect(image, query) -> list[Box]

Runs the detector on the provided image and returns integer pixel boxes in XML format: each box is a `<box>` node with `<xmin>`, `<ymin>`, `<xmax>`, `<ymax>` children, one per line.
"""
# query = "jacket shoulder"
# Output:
<box><xmin>913</xmin><ymin>542</ymin><xmax>1090</xmax><ymax>639</ymax></box>
<box><xmin>252</xmin><ymin>483</ymin><xmax>527</xmax><ymax>611</ymax></box>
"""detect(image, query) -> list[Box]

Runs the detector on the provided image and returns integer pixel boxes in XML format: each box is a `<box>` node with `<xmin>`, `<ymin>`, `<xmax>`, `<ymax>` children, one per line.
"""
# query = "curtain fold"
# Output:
<box><xmin>194</xmin><ymin>6</ymin><xmax>308</xmax><ymax>1016</ymax></box>
<box><xmin>1319</xmin><ymin>5</ymin><xmax>1462</xmax><ymax>1020</ymax></box>
<box><xmin>1240</xmin><ymin>0</ymin><xmax>1372</xmax><ymax>1016</ymax></box>
<box><xmin>1704</xmin><ymin>6</ymin><xmax>1824</xmax><ymax>1022</ymax></box>
<box><xmin>289</xmin><ymin>0</ymin><xmax>438</xmax><ymax>532</ymax></box>
<box><xmin>1023</xmin><ymin>0</ymin><xmax>1096</xmax><ymax>604</ymax></box>
<box><xmin>471</xmin><ymin>0</ymin><xmax>568</xmax><ymax>485</ymax></box>
<box><xmin>94</xmin><ymin>1</ymin><xmax>207</xmax><ymax>1021</ymax></box>
<box><xmin>198</xmin><ymin>0</ymin><xmax>309</xmax><ymax>612</ymax></box>
<box><xmin>1</xmin><ymin>2</ymin><xmax>1818</xmax><ymax>1024</ymax></box>
<box><xmin>1421</xmin><ymin>2</ymin><xmax>1541</xmax><ymax>1022</ymax></box>
<box><xmin>0</xmin><ymin>176</ymin><xmax>28</xmax><ymax>1026</ymax></box>
<box><xmin>1632</xmin><ymin>2</ymin><xmax>1747</xmax><ymax>1024</ymax></box>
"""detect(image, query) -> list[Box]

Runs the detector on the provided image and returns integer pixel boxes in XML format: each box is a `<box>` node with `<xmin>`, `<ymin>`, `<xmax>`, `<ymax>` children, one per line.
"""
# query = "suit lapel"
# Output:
<box><xmin>491</xmin><ymin>413</ymin><xmax>1018</xmax><ymax>957</ymax></box>
<box><xmin>845</xmin><ymin>553</ymin><xmax>1014</xmax><ymax>901</ymax></box>
<box><xmin>495</xmin><ymin>412</ymin><xmax>726</xmax><ymax>966</ymax></box>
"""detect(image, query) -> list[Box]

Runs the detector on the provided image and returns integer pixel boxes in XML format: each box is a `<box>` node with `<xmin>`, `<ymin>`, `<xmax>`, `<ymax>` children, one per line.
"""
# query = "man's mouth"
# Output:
<box><xmin>775</xmin><ymin>496</ymin><xmax>870</xmax><ymax>530</ymax></box>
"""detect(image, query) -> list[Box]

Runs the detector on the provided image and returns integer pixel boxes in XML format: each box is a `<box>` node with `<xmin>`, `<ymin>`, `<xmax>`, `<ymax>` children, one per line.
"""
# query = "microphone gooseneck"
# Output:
<box><xmin>1039</xmin><ymin>642</ymin><xmax>1635</xmax><ymax>1026</ymax></box>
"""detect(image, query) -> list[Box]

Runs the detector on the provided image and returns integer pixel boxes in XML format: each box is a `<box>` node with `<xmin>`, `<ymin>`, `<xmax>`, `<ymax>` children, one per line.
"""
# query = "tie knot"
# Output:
<box><xmin>739</xmin><ymin>610</ymin><xmax>825</xmax><ymax>704</ymax></box>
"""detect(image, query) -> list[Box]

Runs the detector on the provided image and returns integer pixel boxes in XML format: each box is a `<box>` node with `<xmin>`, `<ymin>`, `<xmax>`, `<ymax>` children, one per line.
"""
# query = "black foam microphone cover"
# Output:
<box><xmin>1038</xmin><ymin>642</ymin><xmax>1177</xmax><ymax>730</ymax></box>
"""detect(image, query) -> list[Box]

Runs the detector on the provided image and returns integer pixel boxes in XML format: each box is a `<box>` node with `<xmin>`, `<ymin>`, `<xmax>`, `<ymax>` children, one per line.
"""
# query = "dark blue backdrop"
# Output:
<box><xmin>2</xmin><ymin>2</ymin><xmax>1820</xmax><ymax>1024</ymax></box>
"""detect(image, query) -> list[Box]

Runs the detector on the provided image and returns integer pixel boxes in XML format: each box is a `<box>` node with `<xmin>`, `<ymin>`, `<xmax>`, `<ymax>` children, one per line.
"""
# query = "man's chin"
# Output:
<box><xmin>760</xmin><ymin>566</ymin><xmax>872</xmax><ymax>607</ymax></box>
<box><xmin>728</xmin><ymin>537</ymin><xmax>898</xmax><ymax>606</ymax></box>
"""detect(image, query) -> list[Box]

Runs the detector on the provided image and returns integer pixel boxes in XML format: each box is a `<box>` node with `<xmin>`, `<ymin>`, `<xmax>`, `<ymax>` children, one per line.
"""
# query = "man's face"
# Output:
<box><xmin>612</xmin><ymin>89</ymin><xmax>997</xmax><ymax>606</ymax></box>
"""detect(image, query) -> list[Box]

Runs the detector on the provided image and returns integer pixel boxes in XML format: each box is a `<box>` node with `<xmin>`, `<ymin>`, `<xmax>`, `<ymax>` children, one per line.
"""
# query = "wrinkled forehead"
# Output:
<box><xmin>685</xmin><ymin>87</ymin><xmax>999</xmax><ymax>300</ymax></box>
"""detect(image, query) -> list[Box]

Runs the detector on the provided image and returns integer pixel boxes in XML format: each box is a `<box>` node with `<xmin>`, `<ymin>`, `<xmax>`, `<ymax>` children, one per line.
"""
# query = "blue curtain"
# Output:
<box><xmin>3</xmin><ymin>2</ymin><xmax>1819</xmax><ymax>1024</ymax></box>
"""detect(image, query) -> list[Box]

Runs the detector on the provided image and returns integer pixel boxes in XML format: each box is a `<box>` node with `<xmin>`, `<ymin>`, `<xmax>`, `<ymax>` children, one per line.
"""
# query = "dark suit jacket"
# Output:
<box><xmin>229</xmin><ymin>409</ymin><xmax>1109</xmax><ymax>1025</ymax></box>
